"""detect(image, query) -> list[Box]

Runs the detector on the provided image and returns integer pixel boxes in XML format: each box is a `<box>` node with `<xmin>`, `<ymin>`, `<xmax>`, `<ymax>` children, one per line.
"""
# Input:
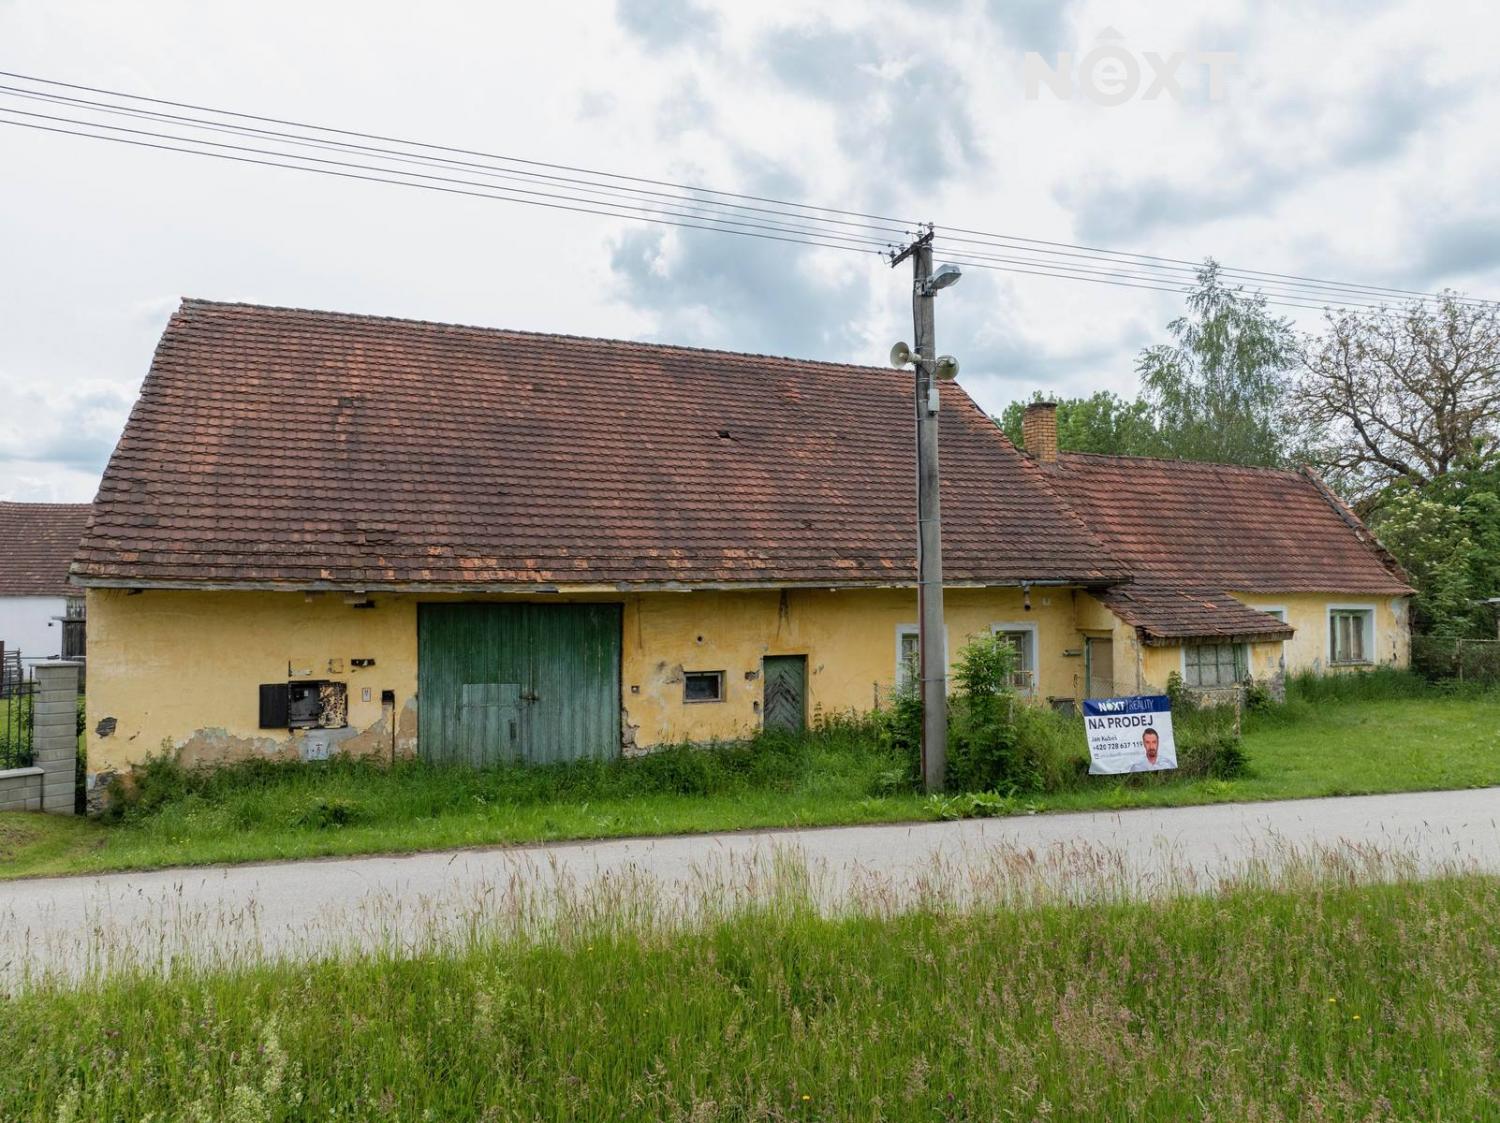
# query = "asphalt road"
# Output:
<box><xmin>3</xmin><ymin>788</ymin><xmax>1499</xmax><ymax>983</ymax></box>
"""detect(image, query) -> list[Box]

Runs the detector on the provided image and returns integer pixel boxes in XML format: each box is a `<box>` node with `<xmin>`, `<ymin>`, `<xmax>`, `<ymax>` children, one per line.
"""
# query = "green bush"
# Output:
<box><xmin>870</xmin><ymin>682</ymin><xmax>922</xmax><ymax>788</ymax></box>
<box><xmin>1177</xmin><ymin>729</ymin><xmax>1249</xmax><ymax>780</ymax></box>
<box><xmin>947</xmin><ymin>633</ymin><xmax>1027</xmax><ymax>793</ymax></box>
<box><xmin>293</xmin><ymin>796</ymin><xmax>366</xmax><ymax>829</ymax></box>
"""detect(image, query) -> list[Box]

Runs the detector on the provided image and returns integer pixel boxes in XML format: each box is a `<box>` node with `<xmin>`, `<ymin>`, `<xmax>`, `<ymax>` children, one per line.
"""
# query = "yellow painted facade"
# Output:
<box><xmin>1075</xmin><ymin>590</ymin><xmax>1410</xmax><ymax>697</ymax></box>
<box><xmin>84</xmin><ymin>583</ymin><xmax>1411</xmax><ymax>779</ymax></box>
<box><xmin>88</xmin><ymin>584</ymin><xmax>1099</xmax><ymax>776</ymax></box>
<box><xmin>1231</xmin><ymin>592</ymin><xmax>1410</xmax><ymax>676</ymax></box>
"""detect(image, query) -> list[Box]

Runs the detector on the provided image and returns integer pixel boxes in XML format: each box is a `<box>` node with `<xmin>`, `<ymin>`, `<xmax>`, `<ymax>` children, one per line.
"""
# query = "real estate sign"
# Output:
<box><xmin>1083</xmin><ymin>694</ymin><xmax>1177</xmax><ymax>775</ymax></box>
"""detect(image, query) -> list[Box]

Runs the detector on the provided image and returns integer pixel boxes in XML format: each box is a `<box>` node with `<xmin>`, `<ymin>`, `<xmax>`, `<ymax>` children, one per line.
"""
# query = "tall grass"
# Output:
<box><xmin>101</xmin><ymin>719</ymin><xmax>910</xmax><ymax>834</ymax></box>
<box><xmin>1285</xmin><ymin>666</ymin><xmax>1435</xmax><ymax>703</ymax></box>
<box><xmin>4</xmin><ymin>845</ymin><xmax>1498</xmax><ymax>1120</ymax></box>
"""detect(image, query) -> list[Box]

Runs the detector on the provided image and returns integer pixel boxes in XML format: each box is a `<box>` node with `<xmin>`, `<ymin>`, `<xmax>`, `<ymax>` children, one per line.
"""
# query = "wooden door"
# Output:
<box><xmin>762</xmin><ymin>655</ymin><xmax>807</xmax><ymax>733</ymax></box>
<box><xmin>418</xmin><ymin>603</ymin><xmax>621</xmax><ymax>766</ymax></box>
<box><xmin>1086</xmin><ymin>637</ymin><xmax>1115</xmax><ymax>699</ymax></box>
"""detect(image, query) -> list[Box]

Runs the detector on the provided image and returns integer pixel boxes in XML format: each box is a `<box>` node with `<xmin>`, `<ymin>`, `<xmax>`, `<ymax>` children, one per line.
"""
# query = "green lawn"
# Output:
<box><xmin>6</xmin><ymin>869</ymin><xmax>1500</xmax><ymax>1119</ymax></box>
<box><xmin>2</xmin><ymin>692</ymin><xmax>1496</xmax><ymax>880</ymax></box>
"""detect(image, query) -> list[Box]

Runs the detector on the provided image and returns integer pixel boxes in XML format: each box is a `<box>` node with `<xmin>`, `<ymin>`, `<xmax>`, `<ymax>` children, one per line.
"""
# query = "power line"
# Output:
<box><xmin>5</xmin><ymin>79</ymin><xmax>1436</xmax><ymax>308</ymax></box>
<box><xmin>0</xmin><ymin>71</ymin><xmax>1477</xmax><ymax>310</ymax></box>
<box><xmin>0</xmin><ymin>107</ymin><xmax>906</xmax><ymax>253</ymax></box>
<box><xmin>0</xmin><ymin>83</ymin><xmax>918</xmax><ymax>243</ymax></box>
<box><xmin>0</xmin><ymin>70</ymin><xmax>1493</xmax><ymax>313</ymax></box>
<box><xmin>0</xmin><ymin>113</ymin><xmax>1429</xmax><ymax>314</ymax></box>
<box><xmin>0</xmin><ymin>68</ymin><xmax>914</xmax><ymax>226</ymax></box>
<box><xmin>0</xmin><ymin>116</ymin><xmax>893</xmax><ymax>258</ymax></box>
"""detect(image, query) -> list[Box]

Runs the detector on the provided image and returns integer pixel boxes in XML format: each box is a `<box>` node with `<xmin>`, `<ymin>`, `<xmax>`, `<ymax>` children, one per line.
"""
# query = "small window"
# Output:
<box><xmin>992</xmin><ymin>627</ymin><xmax>1037</xmax><ymax>693</ymax></box>
<box><xmin>1183</xmin><ymin>643</ymin><xmax>1248</xmax><ymax>688</ymax></box>
<box><xmin>267</xmin><ymin>680</ymin><xmax>350</xmax><ymax>730</ymax></box>
<box><xmin>1330</xmin><ymin>609</ymin><xmax>1373</xmax><ymax>665</ymax></box>
<box><xmin>684</xmin><ymin>671</ymin><xmax>724</xmax><ymax>703</ymax></box>
<box><xmin>896</xmin><ymin>626</ymin><xmax>920</xmax><ymax>692</ymax></box>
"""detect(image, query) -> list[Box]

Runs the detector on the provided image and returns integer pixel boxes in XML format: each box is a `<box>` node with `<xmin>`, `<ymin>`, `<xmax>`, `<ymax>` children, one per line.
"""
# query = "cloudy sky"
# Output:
<box><xmin>2</xmin><ymin>0</ymin><xmax>1497</xmax><ymax>501</ymax></box>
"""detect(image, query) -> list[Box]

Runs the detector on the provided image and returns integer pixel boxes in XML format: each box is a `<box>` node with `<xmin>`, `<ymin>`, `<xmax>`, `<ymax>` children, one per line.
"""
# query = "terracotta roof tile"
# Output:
<box><xmin>1094</xmin><ymin>581</ymin><xmax>1294</xmax><ymax>645</ymax></box>
<box><xmin>0</xmin><ymin>502</ymin><xmax>92</xmax><ymax>597</ymax></box>
<box><xmin>1044</xmin><ymin>452</ymin><xmax>1412</xmax><ymax>641</ymax></box>
<box><xmin>74</xmin><ymin>300</ymin><xmax>1128</xmax><ymax>590</ymax></box>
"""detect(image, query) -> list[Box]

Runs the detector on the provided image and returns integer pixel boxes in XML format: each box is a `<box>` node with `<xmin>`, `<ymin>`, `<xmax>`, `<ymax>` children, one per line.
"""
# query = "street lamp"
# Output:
<box><xmin>888</xmin><ymin>239</ymin><xmax>961</xmax><ymax>792</ymax></box>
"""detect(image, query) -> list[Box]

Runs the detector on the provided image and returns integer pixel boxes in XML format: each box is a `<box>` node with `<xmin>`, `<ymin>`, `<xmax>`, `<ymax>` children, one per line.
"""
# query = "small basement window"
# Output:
<box><xmin>684</xmin><ymin>671</ymin><xmax>725</xmax><ymax>703</ymax></box>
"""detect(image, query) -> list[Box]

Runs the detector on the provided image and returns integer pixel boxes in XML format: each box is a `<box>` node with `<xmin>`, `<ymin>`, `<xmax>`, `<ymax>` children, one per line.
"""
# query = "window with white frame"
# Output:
<box><xmin>1329</xmin><ymin>608</ymin><xmax>1374</xmax><ymax>665</ymax></box>
<box><xmin>895</xmin><ymin>625</ymin><xmax>948</xmax><ymax>694</ymax></box>
<box><xmin>990</xmin><ymin>625</ymin><xmax>1037</xmax><ymax>693</ymax></box>
<box><xmin>1183</xmin><ymin>642</ymin><xmax>1248</xmax><ymax>688</ymax></box>
<box><xmin>1261</xmin><ymin>608</ymin><xmax>1288</xmax><ymax>671</ymax></box>
<box><xmin>896</xmin><ymin>625</ymin><xmax>920</xmax><ymax>693</ymax></box>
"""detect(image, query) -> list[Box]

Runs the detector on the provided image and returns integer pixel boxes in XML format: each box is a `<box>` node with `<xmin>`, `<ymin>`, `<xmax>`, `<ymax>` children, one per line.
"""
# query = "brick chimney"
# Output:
<box><xmin>1022</xmin><ymin>401</ymin><xmax>1058</xmax><ymax>463</ymax></box>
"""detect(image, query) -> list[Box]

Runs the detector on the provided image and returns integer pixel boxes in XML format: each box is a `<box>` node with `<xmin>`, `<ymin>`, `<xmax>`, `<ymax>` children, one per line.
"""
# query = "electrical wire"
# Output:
<box><xmin>0</xmin><ymin>83</ymin><xmax>918</xmax><ymax>242</ymax></box>
<box><xmin>0</xmin><ymin>76</ymin><xmax>1448</xmax><ymax>309</ymax></box>
<box><xmin>0</xmin><ymin>106</ymin><xmax>906</xmax><ymax>253</ymax></box>
<box><xmin>0</xmin><ymin>113</ymin><xmax>1440</xmax><ymax>314</ymax></box>
<box><xmin>0</xmin><ymin>69</ymin><xmax>1493</xmax><ymax>313</ymax></box>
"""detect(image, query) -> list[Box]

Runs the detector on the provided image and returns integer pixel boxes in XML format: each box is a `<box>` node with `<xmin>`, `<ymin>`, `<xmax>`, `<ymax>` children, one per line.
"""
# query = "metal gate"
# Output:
<box><xmin>417</xmin><ymin>603</ymin><xmax>622</xmax><ymax>767</ymax></box>
<box><xmin>0</xmin><ymin>654</ymin><xmax>34</xmax><ymax>769</ymax></box>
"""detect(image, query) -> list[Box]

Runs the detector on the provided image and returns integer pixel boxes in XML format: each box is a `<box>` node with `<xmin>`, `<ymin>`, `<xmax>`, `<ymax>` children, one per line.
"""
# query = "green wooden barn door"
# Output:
<box><xmin>524</xmin><ymin>603</ymin><xmax>622</xmax><ymax>765</ymax></box>
<box><xmin>762</xmin><ymin>655</ymin><xmax>807</xmax><ymax>733</ymax></box>
<box><xmin>418</xmin><ymin>603</ymin><xmax>621</xmax><ymax>766</ymax></box>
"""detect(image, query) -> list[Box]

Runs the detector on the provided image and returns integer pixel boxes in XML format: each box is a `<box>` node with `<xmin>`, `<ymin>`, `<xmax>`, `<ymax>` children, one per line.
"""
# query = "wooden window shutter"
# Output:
<box><xmin>259</xmin><ymin>683</ymin><xmax>290</xmax><ymax>729</ymax></box>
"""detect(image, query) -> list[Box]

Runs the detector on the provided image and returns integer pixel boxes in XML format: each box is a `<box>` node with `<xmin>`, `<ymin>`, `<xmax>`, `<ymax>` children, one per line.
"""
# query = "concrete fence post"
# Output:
<box><xmin>32</xmin><ymin>661</ymin><xmax>80</xmax><ymax>815</ymax></box>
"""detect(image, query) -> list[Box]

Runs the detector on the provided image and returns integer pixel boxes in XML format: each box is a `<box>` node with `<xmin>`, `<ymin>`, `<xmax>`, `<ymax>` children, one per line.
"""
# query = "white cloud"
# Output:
<box><xmin>0</xmin><ymin>0</ymin><xmax>1497</xmax><ymax>499</ymax></box>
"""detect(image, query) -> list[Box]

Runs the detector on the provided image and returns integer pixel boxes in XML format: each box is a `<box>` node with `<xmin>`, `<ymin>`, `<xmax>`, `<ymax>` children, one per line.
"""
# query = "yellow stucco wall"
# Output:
<box><xmin>86</xmin><ymin>584</ymin><xmax>1096</xmax><ymax>776</ymax></box>
<box><xmin>1078</xmin><ymin>590</ymin><xmax>1410</xmax><ymax>696</ymax></box>
<box><xmin>86</xmin><ymin>588</ymin><xmax>423</xmax><ymax>778</ymax></box>
<box><xmin>84</xmin><ymin>584</ymin><xmax>1412</xmax><ymax>778</ymax></box>
<box><xmin>1231</xmin><ymin>592</ymin><xmax>1410</xmax><ymax>675</ymax></box>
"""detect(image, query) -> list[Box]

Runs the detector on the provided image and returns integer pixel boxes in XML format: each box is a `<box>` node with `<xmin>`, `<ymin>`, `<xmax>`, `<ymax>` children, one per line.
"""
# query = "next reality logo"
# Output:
<box><xmin>1024</xmin><ymin>28</ymin><xmax>1236</xmax><ymax>105</ymax></box>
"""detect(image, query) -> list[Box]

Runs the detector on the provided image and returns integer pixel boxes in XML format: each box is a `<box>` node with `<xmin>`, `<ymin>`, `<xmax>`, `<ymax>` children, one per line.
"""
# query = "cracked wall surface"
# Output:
<box><xmin>84</xmin><ymin>586</ymin><xmax>1409</xmax><ymax>782</ymax></box>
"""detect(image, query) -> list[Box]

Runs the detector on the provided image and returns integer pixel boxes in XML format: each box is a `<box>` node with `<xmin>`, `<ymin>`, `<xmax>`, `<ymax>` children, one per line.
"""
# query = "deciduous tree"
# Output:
<box><xmin>1134</xmin><ymin>260</ymin><xmax>1298</xmax><ymax>467</ymax></box>
<box><xmin>1293</xmin><ymin>293</ymin><xmax>1500</xmax><ymax>505</ymax></box>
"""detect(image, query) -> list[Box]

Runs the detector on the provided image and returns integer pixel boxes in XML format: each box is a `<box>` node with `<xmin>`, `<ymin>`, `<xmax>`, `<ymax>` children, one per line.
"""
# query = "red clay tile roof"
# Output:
<box><xmin>0</xmin><ymin>502</ymin><xmax>93</xmax><ymax>598</ymax></box>
<box><xmin>74</xmin><ymin>300</ymin><xmax>1127</xmax><ymax>591</ymax></box>
<box><xmin>1094</xmin><ymin>581</ymin><xmax>1294</xmax><ymax>646</ymax></box>
<box><xmin>1043</xmin><ymin>452</ymin><xmax>1412</xmax><ymax>642</ymax></box>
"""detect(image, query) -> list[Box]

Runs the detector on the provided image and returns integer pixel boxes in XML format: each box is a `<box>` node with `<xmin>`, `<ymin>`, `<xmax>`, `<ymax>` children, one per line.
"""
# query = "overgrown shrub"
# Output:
<box><xmin>1242</xmin><ymin>678</ymin><xmax>1274</xmax><ymax>714</ymax></box>
<box><xmin>1176</xmin><ymin>729</ymin><xmax>1249</xmax><ymax>780</ymax></box>
<box><xmin>293</xmin><ymin>796</ymin><xmax>365</xmax><ymax>829</ymax></box>
<box><xmin>947</xmin><ymin>633</ymin><xmax>1026</xmax><ymax>793</ymax></box>
<box><xmin>103</xmin><ymin>748</ymin><xmax>194</xmax><ymax>823</ymax></box>
<box><xmin>870</xmin><ymin>682</ymin><xmax>922</xmax><ymax>789</ymax></box>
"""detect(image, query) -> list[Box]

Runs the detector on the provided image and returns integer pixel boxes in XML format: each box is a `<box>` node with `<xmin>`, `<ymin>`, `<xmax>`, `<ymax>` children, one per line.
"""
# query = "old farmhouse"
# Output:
<box><xmin>74</xmin><ymin>301</ymin><xmax>1411</xmax><ymax>784</ymax></box>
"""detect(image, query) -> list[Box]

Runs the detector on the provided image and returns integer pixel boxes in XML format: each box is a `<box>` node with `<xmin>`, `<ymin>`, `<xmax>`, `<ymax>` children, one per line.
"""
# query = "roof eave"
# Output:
<box><xmin>70</xmin><ymin>572</ymin><xmax>1131</xmax><ymax>595</ymax></box>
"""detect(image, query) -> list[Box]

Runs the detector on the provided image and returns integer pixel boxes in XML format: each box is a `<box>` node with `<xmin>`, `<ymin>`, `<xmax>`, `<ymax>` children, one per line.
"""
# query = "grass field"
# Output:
<box><xmin>4</xmin><ymin>858</ymin><xmax>1499</xmax><ymax>1120</ymax></box>
<box><xmin>1</xmin><ymin>683</ymin><xmax>1496</xmax><ymax>880</ymax></box>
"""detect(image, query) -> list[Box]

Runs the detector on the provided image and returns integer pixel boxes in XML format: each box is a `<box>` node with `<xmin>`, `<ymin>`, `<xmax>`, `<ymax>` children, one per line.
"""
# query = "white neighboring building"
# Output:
<box><xmin>0</xmin><ymin>502</ymin><xmax>91</xmax><ymax>664</ymax></box>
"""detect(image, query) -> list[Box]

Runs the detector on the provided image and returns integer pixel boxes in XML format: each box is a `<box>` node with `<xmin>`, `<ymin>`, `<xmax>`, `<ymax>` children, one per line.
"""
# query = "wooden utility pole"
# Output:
<box><xmin>891</xmin><ymin>227</ymin><xmax>948</xmax><ymax>792</ymax></box>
